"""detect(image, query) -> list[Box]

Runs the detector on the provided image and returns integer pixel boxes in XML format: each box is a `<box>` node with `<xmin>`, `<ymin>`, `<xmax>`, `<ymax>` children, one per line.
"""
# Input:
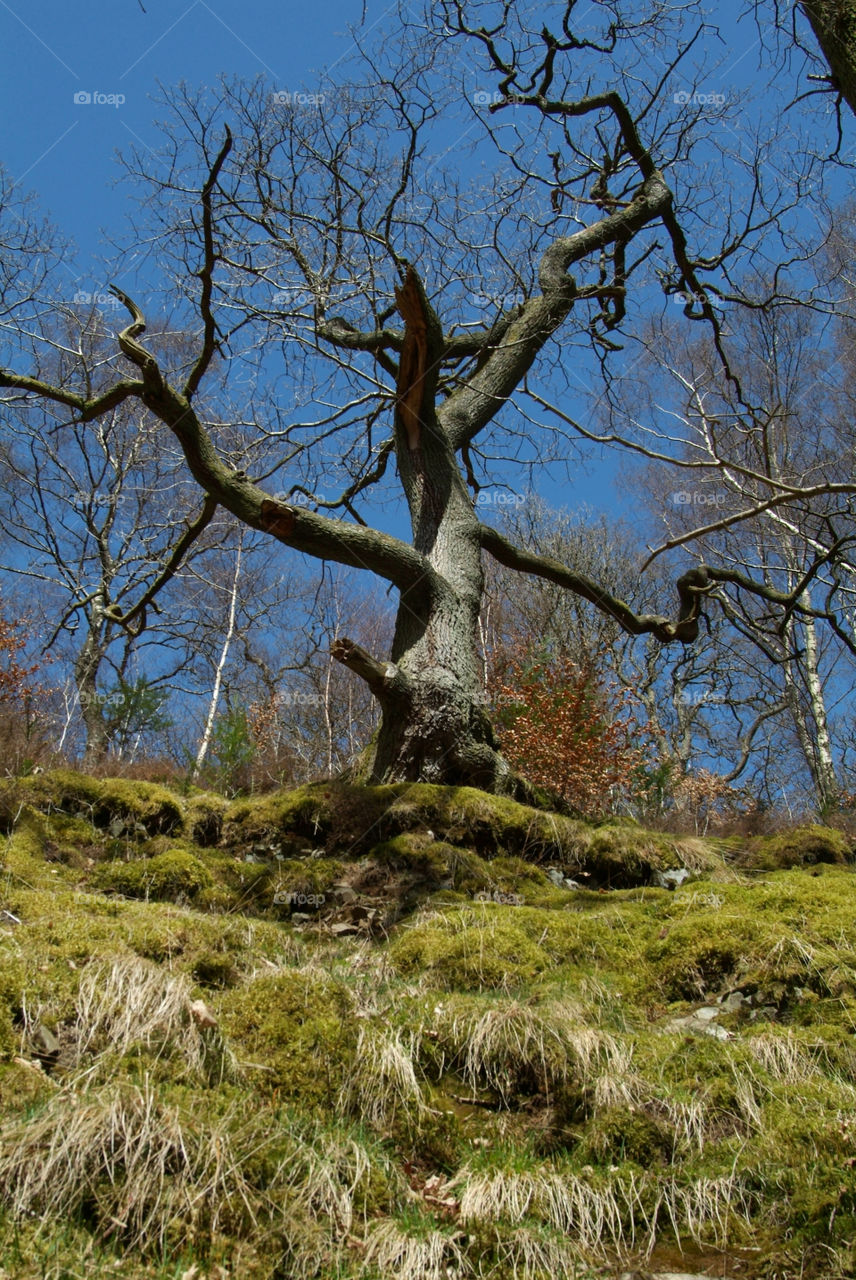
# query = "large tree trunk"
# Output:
<box><xmin>801</xmin><ymin>0</ymin><xmax>856</xmax><ymax>119</ymax></box>
<box><xmin>333</xmin><ymin>269</ymin><xmax>515</xmax><ymax>792</ymax></box>
<box><xmin>333</xmin><ymin>459</ymin><xmax>512</xmax><ymax>789</ymax></box>
<box><xmin>371</xmin><ymin>544</ymin><xmax>502</xmax><ymax>789</ymax></box>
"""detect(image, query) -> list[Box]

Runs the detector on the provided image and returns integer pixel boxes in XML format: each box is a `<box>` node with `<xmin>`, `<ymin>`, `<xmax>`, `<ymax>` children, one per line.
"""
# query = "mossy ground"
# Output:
<box><xmin>0</xmin><ymin>771</ymin><xmax>854</xmax><ymax>1278</ymax></box>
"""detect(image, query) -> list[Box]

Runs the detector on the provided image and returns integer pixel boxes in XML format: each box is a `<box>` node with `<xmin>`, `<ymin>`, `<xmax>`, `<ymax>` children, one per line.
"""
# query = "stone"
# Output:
<box><xmin>330</xmin><ymin>884</ymin><xmax>358</xmax><ymax>905</ymax></box>
<box><xmin>188</xmin><ymin>998</ymin><xmax>218</xmax><ymax>1029</ymax></box>
<box><xmin>653</xmin><ymin>867</ymin><xmax>691</xmax><ymax>889</ymax></box>
<box><xmin>33</xmin><ymin>1023</ymin><xmax>60</xmax><ymax>1067</ymax></box>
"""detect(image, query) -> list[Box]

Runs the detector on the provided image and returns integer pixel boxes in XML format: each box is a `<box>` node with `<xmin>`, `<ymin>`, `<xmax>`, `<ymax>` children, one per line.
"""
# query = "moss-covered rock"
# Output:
<box><xmin>219</xmin><ymin>968</ymin><xmax>357</xmax><ymax>1108</ymax></box>
<box><xmin>390</xmin><ymin>907</ymin><xmax>551</xmax><ymax>990</ymax></box>
<box><xmin>184</xmin><ymin>791</ymin><xmax>229</xmax><ymax>846</ymax></box>
<box><xmin>191</xmin><ymin>949</ymin><xmax>241</xmax><ymax>989</ymax></box>
<box><xmin>95</xmin><ymin>848</ymin><xmax>213</xmax><ymax>902</ymax></box>
<box><xmin>221</xmin><ymin>779</ymin><xmax>726</xmax><ymax>891</ymax></box>
<box><xmin>578</xmin><ymin>1103</ymin><xmax>673</xmax><ymax>1165</ymax></box>
<box><xmin>740</xmin><ymin>824</ymin><xmax>853</xmax><ymax>871</ymax></box>
<box><xmin>2</xmin><ymin>770</ymin><xmax>184</xmax><ymax>836</ymax></box>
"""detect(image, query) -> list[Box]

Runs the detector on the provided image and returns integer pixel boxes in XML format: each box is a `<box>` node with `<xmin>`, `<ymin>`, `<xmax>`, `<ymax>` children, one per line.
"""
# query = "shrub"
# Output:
<box><xmin>489</xmin><ymin>646</ymin><xmax>659</xmax><ymax>817</ymax></box>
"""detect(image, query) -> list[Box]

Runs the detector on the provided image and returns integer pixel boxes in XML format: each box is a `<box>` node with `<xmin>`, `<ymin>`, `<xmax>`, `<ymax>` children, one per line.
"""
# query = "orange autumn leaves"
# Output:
<box><xmin>488</xmin><ymin>646</ymin><xmax>659</xmax><ymax>817</ymax></box>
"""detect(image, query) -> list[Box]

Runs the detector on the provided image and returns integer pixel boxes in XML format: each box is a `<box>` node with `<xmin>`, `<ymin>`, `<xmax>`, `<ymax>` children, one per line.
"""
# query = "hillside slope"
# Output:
<box><xmin>1</xmin><ymin>772</ymin><xmax>854</xmax><ymax>1279</ymax></box>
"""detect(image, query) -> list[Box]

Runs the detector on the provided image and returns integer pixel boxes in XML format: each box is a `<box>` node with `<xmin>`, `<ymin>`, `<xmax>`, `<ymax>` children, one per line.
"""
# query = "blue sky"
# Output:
<box><xmin>0</xmin><ymin>0</ymin><xmax>369</xmax><ymax>292</ymax></box>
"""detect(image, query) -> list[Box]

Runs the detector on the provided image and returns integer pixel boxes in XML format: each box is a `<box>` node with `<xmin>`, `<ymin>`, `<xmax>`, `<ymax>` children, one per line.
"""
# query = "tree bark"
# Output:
<box><xmin>331</xmin><ymin>269</ymin><xmax>514</xmax><ymax>789</ymax></box>
<box><xmin>801</xmin><ymin>0</ymin><xmax>856</xmax><ymax>118</ymax></box>
<box><xmin>193</xmin><ymin>538</ymin><xmax>243</xmax><ymax>777</ymax></box>
<box><xmin>76</xmin><ymin>625</ymin><xmax>110</xmax><ymax>769</ymax></box>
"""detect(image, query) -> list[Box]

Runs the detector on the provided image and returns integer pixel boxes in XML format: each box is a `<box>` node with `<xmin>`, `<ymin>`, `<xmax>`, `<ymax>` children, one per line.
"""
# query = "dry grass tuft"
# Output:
<box><xmin>0</xmin><ymin>1080</ymin><xmax>259</xmax><ymax>1253</ymax></box>
<box><xmin>0</xmin><ymin>1081</ymin><xmax>398</xmax><ymax>1268</ymax></box>
<box><xmin>659</xmin><ymin>1171</ymin><xmax>753</xmax><ymax>1249</ymax></box>
<box><xmin>428</xmin><ymin>996</ymin><xmax>618</xmax><ymax>1102</ymax></box>
<box><xmin>339</xmin><ymin>1024</ymin><xmax>428</xmax><ymax>1129</ymax></box>
<box><xmin>451</xmin><ymin>1164</ymin><xmax>645</xmax><ymax>1255</ymax></box>
<box><xmin>72</xmin><ymin>954</ymin><xmax>238</xmax><ymax>1084</ymax></box>
<box><xmin>744</xmin><ymin>1030</ymin><xmax>825</xmax><ymax>1084</ymax></box>
<box><xmin>360</xmin><ymin>1218</ymin><xmax>468</xmax><ymax>1280</ymax></box>
<box><xmin>488</xmin><ymin>1223</ymin><xmax>590</xmax><ymax>1279</ymax></box>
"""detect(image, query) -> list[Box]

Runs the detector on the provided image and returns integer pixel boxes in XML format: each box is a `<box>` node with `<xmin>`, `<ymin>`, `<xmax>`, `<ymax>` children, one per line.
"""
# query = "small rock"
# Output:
<box><xmin>330</xmin><ymin>921</ymin><xmax>361</xmax><ymax>936</ymax></box>
<box><xmin>545</xmin><ymin>868</ymin><xmax>565</xmax><ymax>887</ymax></box>
<box><xmin>702</xmin><ymin>1022</ymin><xmax>733</xmax><ymax>1041</ymax></box>
<box><xmin>653</xmin><ymin>1273</ymin><xmax>738</xmax><ymax>1280</ymax></box>
<box><xmin>666</xmin><ymin>1013</ymin><xmax>733</xmax><ymax>1042</ymax></box>
<box><xmin>330</xmin><ymin>884</ymin><xmax>358</xmax><ymax>905</ymax></box>
<box><xmin>33</xmin><ymin>1024</ymin><xmax>60</xmax><ymax>1067</ymax></box>
<box><xmin>694</xmin><ymin>1006</ymin><xmax>719</xmax><ymax>1021</ymax></box>
<box><xmin>720</xmin><ymin>990</ymin><xmax>748</xmax><ymax>1012</ymax></box>
<box><xmin>188</xmin><ymin>999</ymin><xmax>218</xmax><ymax>1029</ymax></box>
<box><xmin>109</xmin><ymin>817</ymin><xmax>126</xmax><ymax>837</ymax></box>
<box><xmin>653</xmin><ymin>867</ymin><xmax>691</xmax><ymax>889</ymax></box>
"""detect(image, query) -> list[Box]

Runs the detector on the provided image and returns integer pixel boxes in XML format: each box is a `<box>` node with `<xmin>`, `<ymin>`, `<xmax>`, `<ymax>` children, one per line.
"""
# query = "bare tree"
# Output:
<box><xmin>608</xmin><ymin>275</ymin><xmax>856</xmax><ymax>810</ymax></box>
<box><xmin>0</xmin><ymin>313</ymin><xmax>219</xmax><ymax>765</ymax></box>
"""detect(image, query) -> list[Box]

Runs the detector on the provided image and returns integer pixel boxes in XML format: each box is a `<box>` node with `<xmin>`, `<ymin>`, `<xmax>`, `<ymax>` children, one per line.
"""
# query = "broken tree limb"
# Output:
<box><xmin>331</xmin><ymin>637</ymin><xmax>410</xmax><ymax>700</ymax></box>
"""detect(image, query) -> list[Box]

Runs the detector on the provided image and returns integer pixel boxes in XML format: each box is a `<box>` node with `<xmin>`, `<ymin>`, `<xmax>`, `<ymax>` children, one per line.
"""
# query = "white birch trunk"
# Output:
<box><xmin>192</xmin><ymin>539</ymin><xmax>243</xmax><ymax>777</ymax></box>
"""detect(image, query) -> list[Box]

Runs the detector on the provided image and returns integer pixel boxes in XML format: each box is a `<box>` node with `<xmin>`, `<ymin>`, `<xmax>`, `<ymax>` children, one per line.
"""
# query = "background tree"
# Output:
<box><xmin>0</xmin><ymin>311</ymin><xmax>220</xmax><ymax>766</ymax></box>
<box><xmin>0</xmin><ymin>600</ymin><xmax>51</xmax><ymax>774</ymax></box>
